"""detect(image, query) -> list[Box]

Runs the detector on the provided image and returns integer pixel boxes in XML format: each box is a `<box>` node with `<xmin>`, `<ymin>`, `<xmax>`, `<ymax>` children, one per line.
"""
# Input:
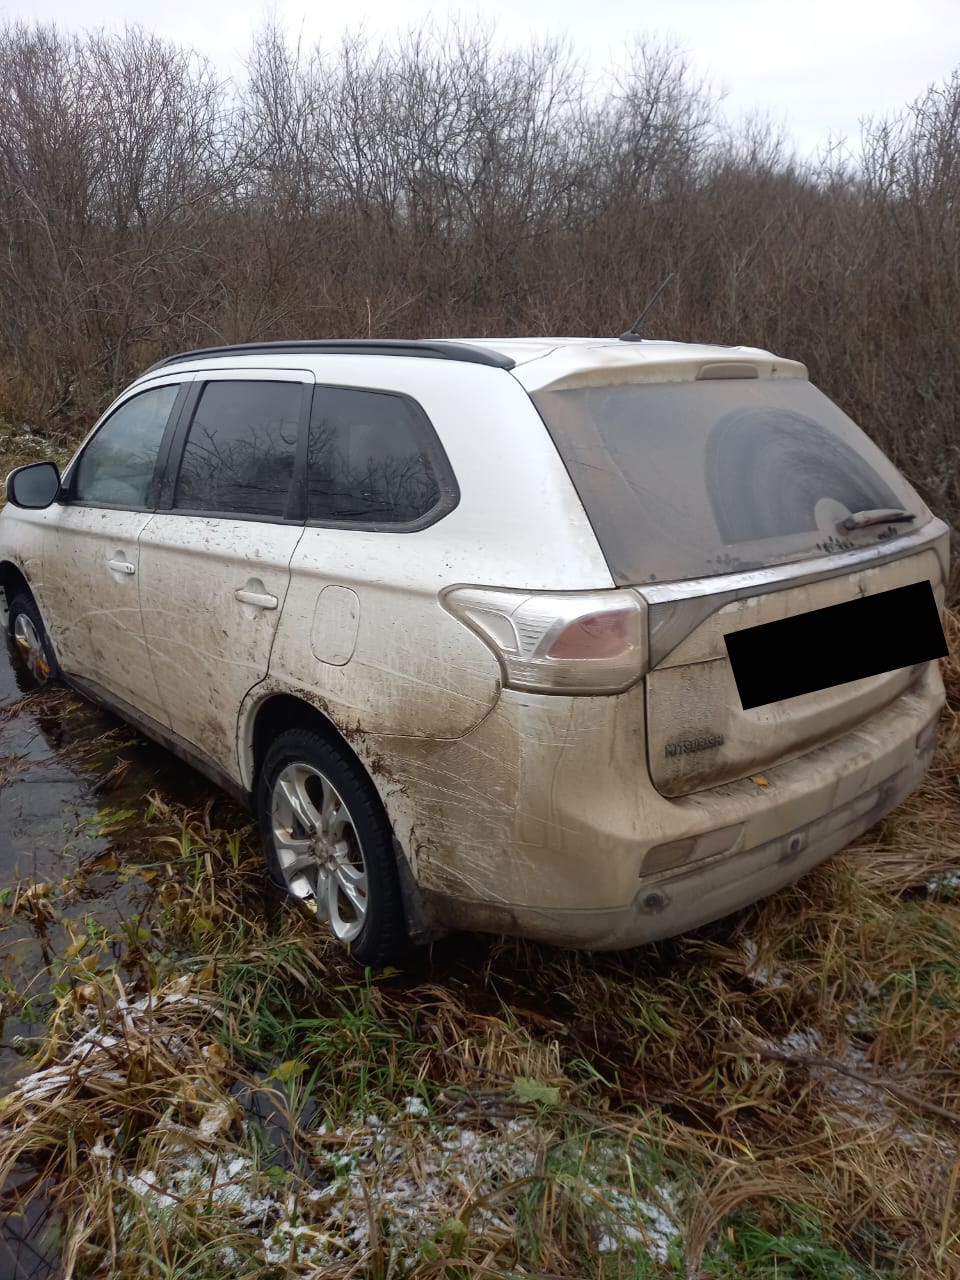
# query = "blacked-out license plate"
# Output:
<box><xmin>724</xmin><ymin>580</ymin><xmax>948</xmax><ymax>711</ymax></box>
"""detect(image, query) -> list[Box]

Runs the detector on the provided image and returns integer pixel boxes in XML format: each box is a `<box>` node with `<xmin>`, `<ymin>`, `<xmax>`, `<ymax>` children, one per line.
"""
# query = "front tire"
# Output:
<box><xmin>256</xmin><ymin>728</ymin><xmax>408</xmax><ymax>966</ymax></box>
<box><xmin>8</xmin><ymin>592</ymin><xmax>59</xmax><ymax>685</ymax></box>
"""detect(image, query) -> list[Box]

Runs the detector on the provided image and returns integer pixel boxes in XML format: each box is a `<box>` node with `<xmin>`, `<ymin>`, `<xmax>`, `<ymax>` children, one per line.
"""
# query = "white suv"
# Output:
<box><xmin>0</xmin><ymin>338</ymin><xmax>949</xmax><ymax>964</ymax></box>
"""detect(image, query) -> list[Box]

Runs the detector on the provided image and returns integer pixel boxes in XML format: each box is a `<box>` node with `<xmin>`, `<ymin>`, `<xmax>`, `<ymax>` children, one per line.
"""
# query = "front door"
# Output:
<box><xmin>137</xmin><ymin>370</ymin><xmax>311</xmax><ymax>779</ymax></box>
<box><xmin>41</xmin><ymin>380</ymin><xmax>187</xmax><ymax>726</ymax></box>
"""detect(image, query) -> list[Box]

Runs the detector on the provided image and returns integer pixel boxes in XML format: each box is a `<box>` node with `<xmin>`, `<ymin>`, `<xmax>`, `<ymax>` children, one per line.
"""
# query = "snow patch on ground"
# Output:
<box><xmin>110</xmin><ymin>1096</ymin><xmax>683</xmax><ymax>1271</ymax></box>
<box><xmin>110</xmin><ymin>1097</ymin><xmax>541</xmax><ymax>1267</ymax></box>
<box><xmin>761</xmin><ymin>1026</ymin><xmax>960</xmax><ymax>1167</ymax></box>
<box><xmin>594</xmin><ymin>1184</ymin><xmax>680</xmax><ymax>1263</ymax></box>
<box><xmin>927</xmin><ymin>868</ymin><xmax>960</xmax><ymax>894</ymax></box>
<box><xmin>741</xmin><ymin>937</ymin><xmax>790</xmax><ymax>988</ymax></box>
<box><xmin>0</xmin><ymin>974</ymin><xmax>218</xmax><ymax>1114</ymax></box>
<box><xmin>4</xmin><ymin>1029</ymin><xmax>126</xmax><ymax>1103</ymax></box>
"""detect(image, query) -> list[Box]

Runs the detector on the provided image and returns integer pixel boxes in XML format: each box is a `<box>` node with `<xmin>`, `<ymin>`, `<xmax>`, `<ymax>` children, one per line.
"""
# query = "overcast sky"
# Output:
<box><xmin>3</xmin><ymin>0</ymin><xmax>958</xmax><ymax>155</ymax></box>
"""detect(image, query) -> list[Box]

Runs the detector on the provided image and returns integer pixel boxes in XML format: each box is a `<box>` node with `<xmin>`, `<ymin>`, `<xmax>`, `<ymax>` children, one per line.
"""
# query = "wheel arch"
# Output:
<box><xmin>242</xmin><ymin>689</ymin><xmax>441</xmax><ymax>945</ymax></box>
<box><xmin>245</xmin><ymin>690</ymin><xmax>378</xmax><ymax>804</ymax></box>
<box><xmin>0</xmin><ymin>560</ymin><xmax>33</xmax><ymax>610</ymax></box>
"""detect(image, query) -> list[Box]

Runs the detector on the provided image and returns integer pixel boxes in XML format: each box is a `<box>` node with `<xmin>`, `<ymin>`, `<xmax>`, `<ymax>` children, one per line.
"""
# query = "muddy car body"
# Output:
<box><xmin>0</xmin><ymin>337</ymin><xmax>949</xmax><ymax>963</ymax></box>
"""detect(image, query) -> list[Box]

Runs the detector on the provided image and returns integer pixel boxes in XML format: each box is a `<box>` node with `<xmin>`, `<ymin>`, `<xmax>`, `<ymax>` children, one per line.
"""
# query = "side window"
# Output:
<box><xmin>173</xmin><ymin>381</ymin><xmax>302</xmax><ymax>518</ymax></box>
<box><xmin>307</xmin><ymin>387</ymin><xmax>445</xmax><ymax>525</ymax></box>
<box><xmin>73</xmin><ymin>384</ymin><xmax>180</xmax><ymax>507</ymax></box>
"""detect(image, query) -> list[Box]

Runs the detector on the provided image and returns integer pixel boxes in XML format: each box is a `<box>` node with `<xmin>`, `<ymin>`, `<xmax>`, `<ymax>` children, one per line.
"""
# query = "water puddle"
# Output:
<box><xmin>0</xmin><ymin>641</ymin><xmax>235</xmax><ymax>1278</ymax></box>
<box><xmin>0</xmin><ymin>643</ymin><xmax>222</xmax><ymax>1080</ymax></box>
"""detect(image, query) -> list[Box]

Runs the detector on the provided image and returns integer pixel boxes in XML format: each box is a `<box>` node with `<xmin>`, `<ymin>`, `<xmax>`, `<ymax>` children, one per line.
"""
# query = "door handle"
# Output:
<box><xmin>234</xmin><ymin>588</ymin><xmax>279</xmax><ymax>610</ymax></box>
<box><xmin>107</xmin><ymin>558</ymin><xmax>136</xmax><ymax>576</ymax></box>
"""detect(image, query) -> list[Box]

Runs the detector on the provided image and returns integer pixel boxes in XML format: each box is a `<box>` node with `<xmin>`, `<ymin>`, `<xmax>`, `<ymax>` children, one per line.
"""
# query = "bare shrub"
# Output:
<box><xmin>0</xmin><ymin>20</ymin><xmax>956</xmax><ymax>566</ymax></box>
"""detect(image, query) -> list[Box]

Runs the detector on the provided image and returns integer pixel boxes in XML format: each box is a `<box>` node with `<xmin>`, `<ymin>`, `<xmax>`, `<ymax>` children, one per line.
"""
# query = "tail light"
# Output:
<box><xmin>441</xmin><ymin>586</ymin><xmax>647</xmax><ymax>694</ymax></box>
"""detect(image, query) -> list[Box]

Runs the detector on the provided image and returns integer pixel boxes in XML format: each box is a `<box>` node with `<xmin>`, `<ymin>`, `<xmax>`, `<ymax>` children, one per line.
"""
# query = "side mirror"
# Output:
<box><xmin>5</xmin><ymin>461</ymin><xmax>62</xmax><ymax>510</ymax></box>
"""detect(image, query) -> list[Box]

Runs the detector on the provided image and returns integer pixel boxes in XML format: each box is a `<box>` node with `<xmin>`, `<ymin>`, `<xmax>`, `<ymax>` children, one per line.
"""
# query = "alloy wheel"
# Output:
<box><xmin>270</xmin><ymin>761</ymin><xmax>369</xmax><ymax>942</ymax></box>
<box><xmin>13</xmin><ymin>612</ymin><xmax>50</xmax><ymax>681</ymax></box>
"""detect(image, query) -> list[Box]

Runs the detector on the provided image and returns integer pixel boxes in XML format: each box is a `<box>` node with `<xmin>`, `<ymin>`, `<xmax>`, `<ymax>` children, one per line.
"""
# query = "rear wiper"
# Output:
<box><xmin>840</xmin><ymin>507</ymin><xmax>916</xmax><ymax>531</ymax></box>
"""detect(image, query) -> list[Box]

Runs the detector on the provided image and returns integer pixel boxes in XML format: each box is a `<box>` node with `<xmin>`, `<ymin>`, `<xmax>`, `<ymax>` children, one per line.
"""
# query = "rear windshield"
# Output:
<box><xmin>531</xmin><ymin>378</ymin><xmax>928</xmax><ymax>585</ymax></box>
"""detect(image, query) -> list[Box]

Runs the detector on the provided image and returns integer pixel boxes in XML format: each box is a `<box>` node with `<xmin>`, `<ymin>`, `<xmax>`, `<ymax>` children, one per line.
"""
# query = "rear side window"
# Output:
<box><xmin>532</xmin><ymin>379</ymin><xmax>927</xmax><ymax>585</ymax></box>
<box><xmin>173</xmin><ymin>381</ymin><xmax>302</xmax><ymax>518</ymax></box>
<box><xmin>306</xmin><ymin>386</ymin><xmax>448</xmax><ymax>526</ymax></box>
<box><xmin>73</xmin><ymin>384</ymin><xmax>179</xmax><ymax>508</ymax></box>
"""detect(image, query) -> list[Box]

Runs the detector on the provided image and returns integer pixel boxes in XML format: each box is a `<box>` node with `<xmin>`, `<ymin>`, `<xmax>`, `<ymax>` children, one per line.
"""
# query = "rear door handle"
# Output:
<box><xmin>234</xmin><ymin>588</ymin><xmax>279</xmax><ymax>610</ymax></box>
<box><xmin>107</xmin><ymin>558</ymin><xmax>136</xmax><ymax>576</ymax></box>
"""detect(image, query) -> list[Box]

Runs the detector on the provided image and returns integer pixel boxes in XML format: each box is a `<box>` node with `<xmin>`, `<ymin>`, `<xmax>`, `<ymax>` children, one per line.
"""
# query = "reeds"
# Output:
<box><xmin>1</xmin><ymin>617</ymin><xmax>958</xmax><ymax>1276</ymax></box>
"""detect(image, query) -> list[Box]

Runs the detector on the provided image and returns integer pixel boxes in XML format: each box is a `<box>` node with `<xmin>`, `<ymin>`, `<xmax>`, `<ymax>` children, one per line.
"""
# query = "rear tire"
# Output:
<box><xmin>8</xmin><ymin>592</ymin><xmax>59</xmax><ymax>685</ymax></box>
<box><xmin>256</xmin><ymin>728</ymin><xmax>408</xmax><ymax>967</ymax></box>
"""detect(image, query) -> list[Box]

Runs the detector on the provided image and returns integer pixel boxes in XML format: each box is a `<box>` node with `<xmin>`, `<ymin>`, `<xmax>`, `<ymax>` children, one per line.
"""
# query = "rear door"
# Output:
<box><xmin>41</xmin><ymin>379</ymin><xmax>189</xmax><ymax>725</ymax></box>
<box><xmin>137</xmin><ymin>370</ymin><xmax>311</xmax><ymax>777</ymax></box>
<box><xmin>530</xmin><ymin>370</ymin><xmax>949</xmax><ymax>797</ymax></box>
<box><xmin>642</xmin><ymin>544</ymin><xmax>947</xmax><ymax>796</ymax></box>
<box><xmin>264</xmin><ymin>378</ymin><xmax>499</xmax><ymax>742</ymax></box>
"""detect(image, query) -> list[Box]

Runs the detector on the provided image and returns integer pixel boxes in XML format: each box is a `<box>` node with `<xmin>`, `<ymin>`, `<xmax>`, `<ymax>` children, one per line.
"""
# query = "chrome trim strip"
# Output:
<box><xmin>636</xmin><ymin>517</ymin><xmax>948</xmax><ymax>605</ymax></box>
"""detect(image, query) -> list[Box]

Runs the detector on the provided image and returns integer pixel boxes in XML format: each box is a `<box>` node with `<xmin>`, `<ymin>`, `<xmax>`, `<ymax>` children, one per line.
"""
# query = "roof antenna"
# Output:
<box><xmin>619</xmin><ymin>272</ymin><xmax>676</xmax><ymax>342</ymax></box>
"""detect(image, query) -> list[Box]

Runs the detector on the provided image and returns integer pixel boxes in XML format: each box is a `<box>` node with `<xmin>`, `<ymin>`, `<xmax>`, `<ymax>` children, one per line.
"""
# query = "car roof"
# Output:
<box><xmin>448</xmin><ymin>336</ymin><xmax>767</xmax><ymax>365</ymax></box>
<box><xmin>139</xmin><ymin>336</ymin><xmax>807</xmax><ymax>392</ymax></box>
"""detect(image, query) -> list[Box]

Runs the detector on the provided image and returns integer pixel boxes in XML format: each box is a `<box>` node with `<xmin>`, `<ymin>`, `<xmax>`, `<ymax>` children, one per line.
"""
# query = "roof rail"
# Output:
<box><xmin>144</xmin><ymin>339</ymin><xmax>515</xmax><ymax>373</ymax></box>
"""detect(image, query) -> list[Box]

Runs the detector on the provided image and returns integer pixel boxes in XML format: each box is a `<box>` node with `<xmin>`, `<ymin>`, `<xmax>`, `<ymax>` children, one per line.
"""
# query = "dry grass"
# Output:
<box><xmin>1</xmin><ymin>623</ymin><xmax>958</xmax><ymax>1279</ymax></box>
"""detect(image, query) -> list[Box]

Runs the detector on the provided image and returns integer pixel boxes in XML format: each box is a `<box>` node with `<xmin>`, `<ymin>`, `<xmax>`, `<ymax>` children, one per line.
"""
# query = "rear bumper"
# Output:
<box><xmin>399</xmin><ymin>666</ymin><xmax>943</xmax><ymax>949</ymax></box>
<box><xmin>472</xmin><ymin>732</ymin><xmax>933</xmax><ymax>948</ymax></box>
